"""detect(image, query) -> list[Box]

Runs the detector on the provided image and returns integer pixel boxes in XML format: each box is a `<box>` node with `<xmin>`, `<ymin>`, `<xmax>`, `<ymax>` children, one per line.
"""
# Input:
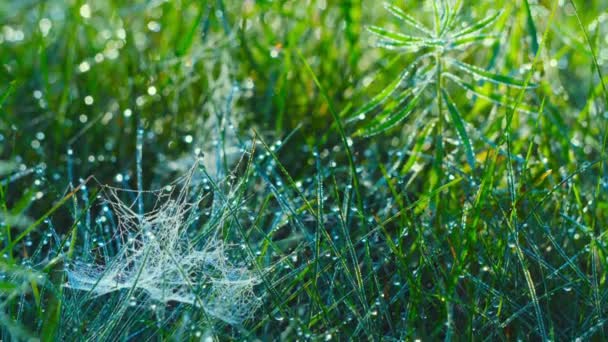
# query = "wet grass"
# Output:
<box><xmin>2</xmin><ymin>0</ymin><xmax>608</xmax><ymax>340</ymax></box>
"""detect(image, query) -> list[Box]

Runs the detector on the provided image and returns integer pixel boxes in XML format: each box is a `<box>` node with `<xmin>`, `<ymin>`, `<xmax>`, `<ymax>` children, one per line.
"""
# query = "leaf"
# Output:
<box><xmin>452</xmin><ymin>11</ymin><xmax>502</xmax><ymax>39</ymax></box>
<box><xmin>401</xmin><ymin>119</ymin><xmax>435</xmax><ymax>175</ymax></box>
<box><xmin>360</xmin><ymin>86</ymin><xmax>425</xmax><ymax>137</ymax></box>
<box><xmin>175</xmin><ymin>6</ymin><xmax>204</xmax><ymax>56</ymax></box>
<box><xmin>383</xmin><ymin>2</ymin><xmax>433</xmax><ymax>37</ymax></box>
<box><xmin>367</xmin><ymin>26</ymin><xmax>424</xmax><ymax>45</ymax></box>
<box><xmin>445</xmin><ymin>73</ymin><xmax>537</xmax><ymax>113</ymax></box>
<box><xmin>438</xmin><ymin>0</ymin><xmax>451</xmax><ymax>36</ymax></box>
<box><xmin>523</xmin><ymin>0</ymin><xmax>539</xmax><ymax>56</ymax></box>
<box><xmin>360</xmin><ymin>88</ymin><xmax>413</xmax><ymax>127</ymax></box>
<box><xmin>347</xmin><ymin>69</ymin><xmax>409</xmax><ymax>123</ymax></box>
<box><xmin>448</xmin><ymin>59</ymin><xmax>536</xmax><ymax>88</ymax></box>
<box><xmin>376</xmin><ymin>40</ymin><xmax>441</xmax><ymax>51</ymax></box>
<box><xmin>442</xmin><ymin>89</ymin><xmax>475</xmax><ymax>168</ymax></box>
<box><xmin>443</xmin><ymin>0</ymin><xmax>464</xmax><ymax>33</ymax></box>
<box><xmin>449</xmin><ymin>34</ymin><xmax>496</xmax><ymax>49</ymax></box>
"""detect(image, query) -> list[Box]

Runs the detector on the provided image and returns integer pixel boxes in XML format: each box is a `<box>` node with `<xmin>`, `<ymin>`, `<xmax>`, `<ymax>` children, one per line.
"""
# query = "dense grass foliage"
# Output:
<box><xmin>2</xmin><ymin>0</ymin><xmax>608</xmax><ymax>340</ymax></box>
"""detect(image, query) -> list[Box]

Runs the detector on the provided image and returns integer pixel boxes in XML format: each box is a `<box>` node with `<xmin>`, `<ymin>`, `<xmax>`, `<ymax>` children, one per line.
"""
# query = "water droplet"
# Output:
<box><xmin>38</xmin><ymin>18</ymin><xmax>52</xmax><ymax>37</ymax></box>
<box><xmin>147</xmin><ymin>21</ymin><xmax>161</xmax><ymax>32</ymax></box>
<box><xmin>79</xmin><ymin>4</ymin><xmax>91</xmax><ymax>18</ymax></box>
<box><xmin>78</xmin><ymin>61</ymin><xmax>90</xmax><ymax>73</ymax></box>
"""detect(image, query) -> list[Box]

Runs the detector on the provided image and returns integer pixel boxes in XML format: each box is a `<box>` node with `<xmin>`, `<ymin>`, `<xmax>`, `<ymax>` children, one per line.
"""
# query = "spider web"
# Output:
<box><xmin>66</xmin><ymin>160</ymin><xmax>261</xmax><ymax>325</ymax></box>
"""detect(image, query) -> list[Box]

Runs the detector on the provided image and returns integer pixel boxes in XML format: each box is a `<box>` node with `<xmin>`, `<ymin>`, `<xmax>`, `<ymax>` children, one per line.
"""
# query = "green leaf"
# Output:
<box><xmin>347</xmin><ymin>69</ymin><xmax>409</xmax><ymax>124</ymax></box>
<box><xmin>401</xmin><ymin>119</ymin><xmax>435</xmax><ymax>175</ymax></box>
<box><xmin>452</xmin><ymin>11</ymin><xmax>502</xmax><ymax>39</ymax></box>
<box><xmin>175</xmin><ymin>6</ymin><xmax>204</xmax><ymax>56</ymax></box>
<box><xmin>360</xmin><ymin>86</ymin><xmax>425</xmax><ymax>137</ymax></box>
<box><xmin>443</xmin><ymin>0</ymin><xmax>464</xmax><ymax>33</ymax></box>
<box><xmin>367</xmin><ymin>26</ymin><xmax>423</xmax><ymax>45</ymax></box>
<box><xmin>360</xmin><ymin>87</ymin><xmax>413</xmax><ymax>126</ymax></box>
<box><xmin>376</xmin><ymin>40</ymin><xmax>441</xmax><ymax>51</ymax></box>
<box><xmin>448</xmin><ymin>59</ymin><xmax>536</xmax><ymax>88</ymax></box>
<box><xmin>383</xmin><ymin>2</ymin><xmax>433</xmax><ymax>37</ymax></box>
<box><xmin>445</xmin><ymin>74</ymin><xmax>537</xmax><ymax>113</ymax></box>
<box><xmin>442</xmin><ymin>89</ymin><xmax>475</xmax><ymax>168</ymax></box>
<box><xmin>523</xmin><ymin>0</ymin><xmax>539</xmax><ymax>56</ymax></box>
<box><xmin>438</xmin><ymin>0</ymin><xmax>451</xmax><ymax>36</ymax></box>
<box><xmin>449</xmin><ymin>34</ymin><xmax>495</xmax><ymax>48</ymax></box>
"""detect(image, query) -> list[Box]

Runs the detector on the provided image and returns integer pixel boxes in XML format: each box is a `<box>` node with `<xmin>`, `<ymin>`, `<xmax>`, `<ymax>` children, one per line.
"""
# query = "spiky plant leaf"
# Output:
<box><xmin>442</xmin><ymin>89</ymin><xmax>475</xmax><ymax>168</ymax></box>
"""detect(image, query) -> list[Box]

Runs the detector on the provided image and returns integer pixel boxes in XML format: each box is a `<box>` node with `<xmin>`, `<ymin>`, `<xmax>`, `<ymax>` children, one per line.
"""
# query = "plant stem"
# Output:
<box><xmin>433</xmin><ymin>52</ymin><xmax>446</xmax><ymax>217</ymax></box>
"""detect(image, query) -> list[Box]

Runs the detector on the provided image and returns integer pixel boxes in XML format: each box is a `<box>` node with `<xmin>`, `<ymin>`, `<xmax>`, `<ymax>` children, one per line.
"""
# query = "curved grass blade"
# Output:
<box><xmin>441</xmin><ymin>89</ymin><xmax>475</xmax><ymax>168</ymax></box>
<box><xmin>360</xmin><ymin>86</ymin><xmax>426</xmax><ymax>137</ymax></box>
<box><xmin>448</xmin><ymin>58</ymin><xmax>536</xmax><ymax>88</ymax></box>
<box><xmin>383</xmin><ymin>2</ymin><xmax>433</xmax><ymax>37</ymax></box>
<box><xmin>452</xmin><ymin>11</ymin><xmax>502</xmax><ymax>39</ymax></box>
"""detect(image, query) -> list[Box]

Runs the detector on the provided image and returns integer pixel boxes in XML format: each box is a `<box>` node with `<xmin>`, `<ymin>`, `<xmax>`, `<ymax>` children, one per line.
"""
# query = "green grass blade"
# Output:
<box><xmin>175</xmin><ymin>6</ymin><xmax>204</xmax><ymax>56</ymax></box>
<box><xmin>441</xmin><ymin>89</ymin><xmax>475</xmax><ymax>168</ymax></box>
<box><xmin>523</xmin><ymin>0</ymin><xmax>539</xmax><ymax>56</ymax></box>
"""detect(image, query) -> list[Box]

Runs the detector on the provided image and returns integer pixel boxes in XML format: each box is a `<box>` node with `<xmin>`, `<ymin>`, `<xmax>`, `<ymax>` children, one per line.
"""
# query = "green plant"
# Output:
<box><xmin>351</xmin><ymin>1</ymin><xmax>536</xmax><ymax>168</ymax></box>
